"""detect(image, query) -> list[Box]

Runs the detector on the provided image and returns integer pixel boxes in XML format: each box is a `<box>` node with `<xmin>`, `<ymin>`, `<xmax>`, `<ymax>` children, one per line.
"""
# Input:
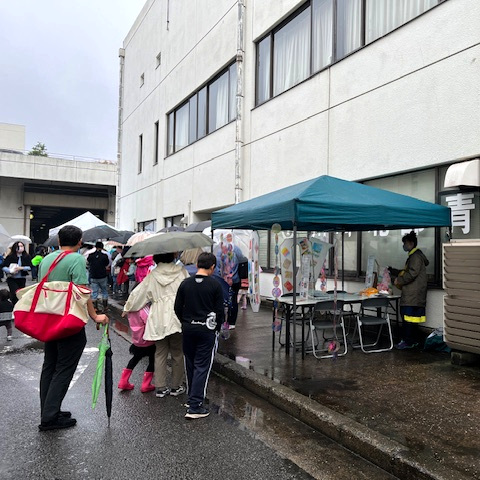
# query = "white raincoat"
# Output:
<box><xmin>123</xmin><ymin>263</ymin><xmax>189</xmax><ymax>341</ymax></box>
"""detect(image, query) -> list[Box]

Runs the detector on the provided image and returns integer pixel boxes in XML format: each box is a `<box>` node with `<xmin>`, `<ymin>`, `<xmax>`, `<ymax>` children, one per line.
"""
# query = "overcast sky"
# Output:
<box><xmin>0</xmin><ymin>0</ymin><xmax>146</xmax><ymax>160</ymax></box>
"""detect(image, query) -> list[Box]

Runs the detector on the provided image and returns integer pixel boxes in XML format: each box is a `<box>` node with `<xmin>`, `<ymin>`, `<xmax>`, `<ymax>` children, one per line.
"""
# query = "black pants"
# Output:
<box><xmin>126</xmin><ymin>344</ymin><xmax>155</xmax><ymax>372</ymax></box>
<box><xmin>229</xmin><ymin>282</ymin><xmax>241</xmax><ymax>326</ymax></box>
<box><xmin>40</xmin><ymin>328</ymin><xmax>87</xmax><ymax>424</ymax></box>
<box><xmin>6</xmin><ymin>277</ymin><xmax>26</xmax><ymax>305</ymax></box>
<box><xmin>183</xmin><ymin>328</ymin><xmax>218</xmax><ymax>410</ymax></box>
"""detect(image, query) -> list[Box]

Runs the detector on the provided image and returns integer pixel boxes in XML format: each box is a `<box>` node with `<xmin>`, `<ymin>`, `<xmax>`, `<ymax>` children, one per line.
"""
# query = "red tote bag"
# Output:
<box><xmin>13</xmin><ymin>251</ymin><xmax>91</xmax><ymax>342</ymax></box>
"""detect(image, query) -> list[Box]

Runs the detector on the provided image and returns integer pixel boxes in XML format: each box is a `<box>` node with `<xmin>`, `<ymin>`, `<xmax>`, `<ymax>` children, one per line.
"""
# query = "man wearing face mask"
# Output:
<box><xmin>388</xmin><ymin>231</ymin><xmax>429</xmax><ymax>350</ymax></box>
<box><xmin>2</xmin><ymin>241</ymin><xmax>32</xmax><ymax>304</ymax></box>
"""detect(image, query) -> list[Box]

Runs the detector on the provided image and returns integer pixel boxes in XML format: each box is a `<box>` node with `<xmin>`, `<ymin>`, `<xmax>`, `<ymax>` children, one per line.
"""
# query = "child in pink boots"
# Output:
<box><xmin>118</xmin><ymin>306</ymin><xmax>156</xmax><ymax>393</ymax></box>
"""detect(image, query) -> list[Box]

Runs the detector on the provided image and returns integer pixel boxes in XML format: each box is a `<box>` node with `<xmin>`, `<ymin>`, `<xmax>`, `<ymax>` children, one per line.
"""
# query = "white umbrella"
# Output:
<box><xmin>124</xmin><ymin>232</ymin><xmax>213</xmax><ymax>258</ymax></box>
<box><xmin>11</xmin><ymin>234</ymin><xmax>32</xmax><ymax>244</ymax></box>
<box><xmin>126</xmin><ymin>231</ymin><xmax>157</xmax><ymax>246</ymax></box>
<box><xmin>0</xmin><ymin>224</ymin><xmax>12</xmax><ymax>250</ymax></box>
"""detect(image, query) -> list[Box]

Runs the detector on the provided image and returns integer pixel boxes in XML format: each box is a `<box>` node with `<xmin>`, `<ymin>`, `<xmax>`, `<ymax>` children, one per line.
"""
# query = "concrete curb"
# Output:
<box><xmin>213</xmin><ymin>354</ymin><xmax>467</xmax><ymax>480</ymax></box>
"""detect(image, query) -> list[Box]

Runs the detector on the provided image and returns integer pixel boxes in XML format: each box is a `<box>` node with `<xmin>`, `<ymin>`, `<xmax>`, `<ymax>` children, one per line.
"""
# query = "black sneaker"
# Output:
<box><xmin>39</xmin><ymin>416</ymin><xmax>77</xmax><ymax>431</ymax></box>
<box><xmin>185</xmin><ymin>407</ymin><xmax>210</xmax><ymax>419</ymax></box>
<box><xmin>59</xmin><ymin>411</ymin><xmax>72</xmax><ymax>418</ymax></box>
<box><xmin>170</xmin><ymin>385</ymin><xmax>186</xmax><ymax>397</ymax></box>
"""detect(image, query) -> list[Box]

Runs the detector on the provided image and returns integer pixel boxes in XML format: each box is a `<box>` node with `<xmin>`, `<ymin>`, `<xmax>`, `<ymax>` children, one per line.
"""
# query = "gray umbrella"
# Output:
<box><xmin>124</xmin><ymin>232</ymin><xmax>213</xmax><ymax>258</ymax></box>
<box><xmin>108</xmin><ymin>230</ymin><xmax>134</xmax><ymax>244</ymax></box>
<box><xmin>82</xmin><ymin>225</ymin><xmax>120</xmax><ymax>243</ymax></box>
<box><xmin>184</xmin><ymin>220</ymin><xmax>211</xmax><ymax>232</ymax></box>
<box><xmin>158</xmin><ymin>225</ymin><xmax>185</xmax><ymax>232</ymax></box>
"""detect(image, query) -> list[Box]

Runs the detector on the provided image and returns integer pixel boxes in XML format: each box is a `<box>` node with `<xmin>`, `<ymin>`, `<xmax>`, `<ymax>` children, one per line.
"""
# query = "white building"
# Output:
<box><xmin>118</xmin><ymin>0</ymin><xmax>480</xmax><ymax>330</ymax></box>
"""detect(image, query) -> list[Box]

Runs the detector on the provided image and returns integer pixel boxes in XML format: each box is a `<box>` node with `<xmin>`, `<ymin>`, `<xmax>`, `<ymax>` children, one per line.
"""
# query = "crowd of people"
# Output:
<box><xmin>1</xmin><ymin>226</ymin><xmax>429</xmax><ymax>430</ymax></box>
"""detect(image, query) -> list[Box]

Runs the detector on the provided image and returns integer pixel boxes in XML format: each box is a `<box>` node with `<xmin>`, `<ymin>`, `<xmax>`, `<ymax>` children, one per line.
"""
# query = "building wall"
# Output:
<box><xmin>0</xmin><ymin>123</ymin><xmax>26</xmax><ymax>151</ymax></box>
<box><xmin>119</xmin><ymin>0</ymin><xmax>479</xmax><ymax>329</ymax></box>
<box><xmin>0</xmin><ymin>151</ymin><xmax>117</xmax><ymax>237</ymax></box>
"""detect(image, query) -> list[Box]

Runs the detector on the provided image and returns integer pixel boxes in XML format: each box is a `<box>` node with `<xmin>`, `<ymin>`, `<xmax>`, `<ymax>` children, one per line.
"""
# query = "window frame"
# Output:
<box><xmin>166</xmin><ymin>61</ymin><xmax>237</xmax><ymax>156</ymax></box>
<box><xmin>255</xmin><ymin>0</ymin><xmax>443</xmax><ymax>106</ymax></box>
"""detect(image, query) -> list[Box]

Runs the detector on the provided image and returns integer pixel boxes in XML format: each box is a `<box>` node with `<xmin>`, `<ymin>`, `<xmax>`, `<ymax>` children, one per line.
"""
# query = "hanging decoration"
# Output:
<box><xmin>271</xmin><ymin>223</ymin><xmax>282</xmax><ymax>332</ymax></box>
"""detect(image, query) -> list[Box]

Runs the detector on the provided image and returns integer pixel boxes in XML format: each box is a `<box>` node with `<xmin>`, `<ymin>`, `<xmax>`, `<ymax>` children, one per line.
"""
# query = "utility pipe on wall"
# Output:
<box><xmin>116</xmin><ymin>48</ymin><xmax>125</xmax><ymax>228</ymax></box>
<box><xmin>234</xmin><ymin>0</ymin><xmax>246</xmax><ymax>204</ymax></box>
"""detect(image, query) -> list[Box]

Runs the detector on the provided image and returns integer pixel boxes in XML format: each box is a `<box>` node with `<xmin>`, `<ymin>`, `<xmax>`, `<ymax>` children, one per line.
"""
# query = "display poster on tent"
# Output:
<box><xmin>279</xmin><ymin>238</ymin><xmax>299</xmax><ymax>294</ymax></box>
<box><xmin>248</xmin><ymin>231</ymin><xmax>261</xmax><ymax>312</ymax></box>
<box><xmin>280</xmin><ymin>237</ymin><xmax>332</xmax><ymax>296</ymax></box>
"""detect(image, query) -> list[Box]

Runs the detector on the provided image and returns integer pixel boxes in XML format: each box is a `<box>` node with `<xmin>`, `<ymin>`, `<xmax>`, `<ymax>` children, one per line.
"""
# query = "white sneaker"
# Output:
<box><xmin>228</xmin><ymin>325</ymin><xmax>236</xmax><ymax>330</ymax></box>
<box><xmin>6</xmin><ymin>335</ymin><xmax>12</xmax><ymax>341</ymax></box>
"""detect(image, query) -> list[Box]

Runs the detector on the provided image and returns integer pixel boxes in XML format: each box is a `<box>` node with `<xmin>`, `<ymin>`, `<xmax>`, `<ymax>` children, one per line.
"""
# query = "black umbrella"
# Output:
<box><xmin>157</xmin><ymin>225</ymin><xmax>185</xmax><ymax>232</ymax></box>
<box><xmin>185</xmin><ymin>220</ymin><xmax>211</xmax><ymax>232</ymax></box>
<box><xmin>105</xmin><ymin>338</ymin><xmax>113</xmax><ymax>427</ymax></box>
<box><xmin>82</xmin><ymin>225</ymin><xmax>120</xmax><ymax>243</ymax></box>
<box><xmin>108</xmin><ymin>230</ymin><xmax>134</xmax><ymax>244</ymax></box>
<box><xmin>42</xmin><ymin>235</ymin><xmax>59</xmax><ymax>247</ymax></box>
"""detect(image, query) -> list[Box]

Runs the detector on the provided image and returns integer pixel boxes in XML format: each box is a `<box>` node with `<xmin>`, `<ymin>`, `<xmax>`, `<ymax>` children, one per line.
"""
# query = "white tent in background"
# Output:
<box><xmin>49</xmin><ymin>211</ymin><xmax>113</xmax><ymax>237</ymax></box>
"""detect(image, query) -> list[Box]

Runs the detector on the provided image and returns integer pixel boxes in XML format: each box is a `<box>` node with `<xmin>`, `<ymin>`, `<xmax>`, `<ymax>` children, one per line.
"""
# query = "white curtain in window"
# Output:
<box><xmin>273</xmin><ymin>8</ymin><xmax>311</xmax><ymax>97</ymax></box>
<box><xmin>336</xmin><ymin>0</ymin><xmax>362</xmax><ymax>59</ymax></box>
<box><xmin>312</xmin><ymin>0</ymin><xmax>333</xmax><ymax>71</ymax></box>
<box><xmin>175</xmin><ymin>103</ymin><xmax>189</xmax><ymax>151</ymax></box>
<box><xmin>209</xmin><ymin>72</ymin><xmax>229</xmax><ymax>132</ymax></box>
<box><xmin>257</xmin><ymin>37</ymin><xmax>271</xmax><ymax>104</ymax></box>
<box><xmin>367</xmin><ymin>0</ymin><xmax>438</xmax><ymax>43</ymax></box>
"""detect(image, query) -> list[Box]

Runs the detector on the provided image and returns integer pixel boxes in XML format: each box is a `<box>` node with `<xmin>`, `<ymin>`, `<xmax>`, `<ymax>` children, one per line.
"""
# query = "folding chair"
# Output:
<box><xmin>309</xmin><ymin>300</ymin><xmax>348</xmax><ymax>359</ymax></box>
<box><xmin>356</xmin><ymin>297</ymin><xmax>393</xmax><ymax>353</ymax></box>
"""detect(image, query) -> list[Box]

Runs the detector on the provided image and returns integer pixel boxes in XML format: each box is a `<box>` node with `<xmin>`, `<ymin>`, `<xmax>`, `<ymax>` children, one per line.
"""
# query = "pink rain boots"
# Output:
<box><xmin>118</xmin><ymin>368</ymin><xmax>134</xmax><ymax>390</ymax></box>
<box><xmin>140</xmin><ymin>371</ymin><xmax>155</xmax><ymax>393</ymax></box>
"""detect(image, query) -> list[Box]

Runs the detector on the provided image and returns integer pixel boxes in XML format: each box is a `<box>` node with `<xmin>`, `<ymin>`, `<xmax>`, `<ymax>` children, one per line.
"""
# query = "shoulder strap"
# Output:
<box><xmin>41</xmin><ymin>251</ymin><xmax>73</xmax><ymax>284</ymax></box>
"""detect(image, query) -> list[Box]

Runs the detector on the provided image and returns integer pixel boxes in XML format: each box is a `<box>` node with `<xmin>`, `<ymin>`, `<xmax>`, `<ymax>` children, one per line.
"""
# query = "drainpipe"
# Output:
<box><xmin>116</xmin><ymin>47</ymin><xmax>125</xmax><ymax>227</ymax></box>
<box><xmin>234</xmin><ymin>0</ymin><xmax>245</xmax><ymax>204</ymax></box>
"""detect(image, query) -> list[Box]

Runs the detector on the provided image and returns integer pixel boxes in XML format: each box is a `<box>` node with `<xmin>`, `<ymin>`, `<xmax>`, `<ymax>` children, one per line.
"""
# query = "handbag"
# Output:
<box><xmin>13</xmin><ymin>251</ymin><xmax>91</xmax><ymax>342</ymax></box>
<box><xmin>238</xmin><ymin>260</ymin><xmax>248</xmax><ymax>280</ymax></box>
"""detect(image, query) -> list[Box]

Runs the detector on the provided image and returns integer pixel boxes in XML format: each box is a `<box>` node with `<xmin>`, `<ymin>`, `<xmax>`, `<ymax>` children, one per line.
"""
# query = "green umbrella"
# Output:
<box><xmin>92</xmin><ymin>324</ymin><xmax>113</xmax><ymax>426</ymax></box>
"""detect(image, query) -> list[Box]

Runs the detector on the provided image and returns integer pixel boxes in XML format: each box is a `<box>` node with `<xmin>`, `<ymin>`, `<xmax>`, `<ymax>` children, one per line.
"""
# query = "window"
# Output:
<box><xmin>153</xmin><ymin>121</ymin><xmax>159</xmax><ymax>165</ymax></box>
<box><xmin>175</xmin><ymin>102</ymin><xmax>189</xmax><ymax>151</ymax></box>
<box><xmin>256</xmin><ymin>36</ymin><xmax>271</xmax><ymax>104</ymax></box>
<box><xmin>140</xmin><ymin>73</ymin><xmax>144</xmax><ymax>87</ymax></box>
<box><xmin>138</xmin><ymin>219</ymin><xmax>156</xmax><ymax>232</ymax></box>
<box><xmin>335</xmin><ymin>0</ymin><xmax>363</xmax><ymax>59</ymax></box>
<box><xmin>273</xmin><ymin>6</ymin><xmax>311</xmax><ymax>97</ymax></box>
<box><xmin>366</xmin><ymin>0</ymin><xmax>438</xmax><ymax>43</ymax></box>
<box><xmin>189</xmin><ymin>95</ymin><xmax>197</xmax><ymax>143</ymax></box>
<box><xmin>138</xmin><ymin>134</ymin><xmax>143</xmax><ymax>174</ymax></box>
<box><xmin>256</xmin><ymin>0</ymin><xmax>441</xmax><ymax>104</ymax></box>
<box><xmin>166</xmin><ymin>62</ymin><xmax>236</xmax><ymax>155</ymax></box>
<box><xmin>312</xmin><ymin>0</ymin><xmax>333</xmax><ymax>72</ymax></box>
<box><xmin>167</xmin><ymin>113</ymin><xmax>174</xmax><ymax>155</ymax></box>
<box><xmin>197</xmin><ymin>87</ymin><xmax>207</xmax><ymax>139</ymax></box>
<box><xmin>208</xmin><ymin>71</ymin><xmax>229</xmax><ymax>133</ymax></box>
<box><xmin>260</xmin><ymin>168</ymin><xmax>447</xmax><ymax>286</ymax></box>
<box><xmin>164</xmin><ymin>215</ymin><xmax>184</xmax><ymax>228</ymax></box>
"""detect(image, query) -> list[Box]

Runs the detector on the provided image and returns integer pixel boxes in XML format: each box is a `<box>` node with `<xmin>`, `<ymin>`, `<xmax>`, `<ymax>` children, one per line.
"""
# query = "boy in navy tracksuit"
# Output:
<box><xmin>174</xmin><ymin>252</ymin><xmax>224</xmax><ymax>419</ymax></box>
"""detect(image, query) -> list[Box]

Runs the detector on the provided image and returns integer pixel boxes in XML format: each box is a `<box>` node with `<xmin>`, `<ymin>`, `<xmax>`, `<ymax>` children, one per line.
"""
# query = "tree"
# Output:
<box><xmin>28</xmin><ymin>141</ymin><xmax>48</xmax><ymax>157</ymax></box>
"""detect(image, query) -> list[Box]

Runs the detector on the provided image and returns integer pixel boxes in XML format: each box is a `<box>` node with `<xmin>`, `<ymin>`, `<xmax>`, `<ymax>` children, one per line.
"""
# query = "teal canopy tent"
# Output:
<box><xmin>212</xmin><ymin>175</ymin><xmax>451</xmax><ymax>231</ymax></box>
<box><xmin>211</xmin><ymin>175</ymin><xmax>451</xmax><ymax>377</ymax></box>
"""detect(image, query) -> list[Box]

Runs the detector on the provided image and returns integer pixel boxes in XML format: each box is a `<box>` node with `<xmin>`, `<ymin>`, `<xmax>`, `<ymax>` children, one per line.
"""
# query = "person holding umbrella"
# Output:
<box><xmin>123</xmin><ymin>252</ymin><xmax>189</xmax><ymax>398</ymax></box>
<box><xmin>37</xmin><ymin>225</ymin><xmax>108</xmax><ymax>431</ymax></box>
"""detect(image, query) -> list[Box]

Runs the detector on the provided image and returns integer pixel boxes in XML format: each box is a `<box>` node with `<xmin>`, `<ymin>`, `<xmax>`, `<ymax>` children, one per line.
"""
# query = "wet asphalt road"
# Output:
<box><xmin>0</xmin><ymin>323</ymin><xmax>395</xmax><ymax>480</ymax></box>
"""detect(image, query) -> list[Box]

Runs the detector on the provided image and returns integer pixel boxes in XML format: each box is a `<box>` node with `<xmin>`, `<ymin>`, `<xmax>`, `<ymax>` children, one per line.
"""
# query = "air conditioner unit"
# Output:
<box><xmin>443</xmin><ymin>240</ymin><xmax>480</xmax><ymax>354</ymax></box>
